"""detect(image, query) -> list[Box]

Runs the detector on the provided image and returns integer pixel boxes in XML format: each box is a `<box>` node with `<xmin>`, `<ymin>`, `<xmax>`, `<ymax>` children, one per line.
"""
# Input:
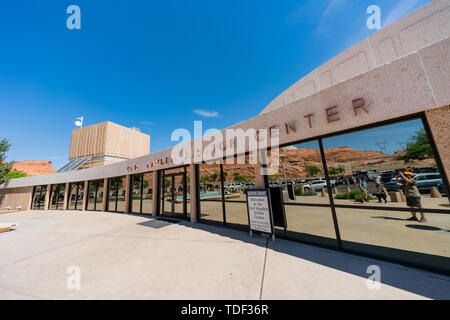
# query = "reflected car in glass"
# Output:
<box><xmin>380</xmin><ymin>171</ymin><xmax>396</xmax><ymax>182</ymax></box>
<box><xmin>303</xmin><ymin>179</ymin><xmax>335</xmax><ymax>192</ymax></box>
<box><xmin>413</xmin><ymin>173</ymin><xmax>442</xmax><ymax>192</ymax></box>
<box><xmin>383</xmin><ymin>181</ymin><xmax>402</xmax><ymax>191</ymax></box>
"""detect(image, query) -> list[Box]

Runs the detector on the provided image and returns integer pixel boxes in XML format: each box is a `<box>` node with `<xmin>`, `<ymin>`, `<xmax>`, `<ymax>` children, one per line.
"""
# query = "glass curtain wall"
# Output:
<box><xmin>321</xmin><ymin>118</ymin><xmax>450</xmax><ymax>272</ymax></box>
<box><xmin>31</xmin><ymin>185</ymin><xmax>47</xmax><ymax>210</ymax></box>
<box><xmin>87</xmin><ymin>180</ymin><xmax>104</xmax><ymax>211</ymax></box>
<box><xmin>194</xmin><ymin>115</ymin><xmax>450</xmax><ymax>273</ymax></box>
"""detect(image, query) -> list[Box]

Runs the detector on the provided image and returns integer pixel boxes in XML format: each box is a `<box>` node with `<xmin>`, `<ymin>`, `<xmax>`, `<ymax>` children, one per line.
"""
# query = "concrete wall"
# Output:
<box><xmin>0</xmin><ymin>187</ymin><xmax>33</xmax><ymax>210</ymax></box>
<box><xmin>425</xmin><ymin>105</ymin><xmax>450</xmax><ymax>180</ymax></box>
<box><xmin>261</xmin><ymin>0</ymin><xmax>450</xmax><ymax>114</ymax></box>
<box><xmin>69</xmin><ymin>121</ymin><xmax>150</xmax><ymax>160</ymax></box>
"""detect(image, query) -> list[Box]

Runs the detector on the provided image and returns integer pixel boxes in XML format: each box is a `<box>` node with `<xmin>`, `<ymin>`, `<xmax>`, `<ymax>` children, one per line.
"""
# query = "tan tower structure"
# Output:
<box><xmin>61</xmin><ymin>121</ymin><xmax>150</xmax><ymax>171</ymax></box>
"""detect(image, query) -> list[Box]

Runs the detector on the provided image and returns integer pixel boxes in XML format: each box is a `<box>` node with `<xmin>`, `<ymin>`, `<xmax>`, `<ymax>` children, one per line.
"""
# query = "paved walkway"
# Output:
<box><xmin>0</xmin><ymin>211</ymin><xmax>449</xmax><ymax>300</ymax></box>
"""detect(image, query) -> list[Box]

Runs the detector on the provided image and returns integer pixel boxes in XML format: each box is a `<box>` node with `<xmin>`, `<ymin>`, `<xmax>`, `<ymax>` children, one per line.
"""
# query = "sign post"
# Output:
<box><xmin>246</xmin><ymin>189</ymin><xmax>275</xmax><ymax>241</ymax></box>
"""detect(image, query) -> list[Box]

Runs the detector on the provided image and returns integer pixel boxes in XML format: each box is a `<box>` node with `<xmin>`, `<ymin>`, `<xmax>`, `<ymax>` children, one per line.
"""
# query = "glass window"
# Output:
<box><xmin>199</xmin><ymin>163</ymin><xmax>224</xmax><ymax>224</ymax></box>
<box><xmin>221</xmin><ymin>160</ymin><xmax>257</xmax><ymax>229</ymax></box>
<box><xmin>272</xmin><ymin>140</ymin><xmax>329</xmax><ymax>204</ymax></box>
<box><xmin>68</xmin><ymin>182</ymin><xmax>84</xmax><ymax>211</ymax></box>
<box><xmin>130</xmin><ymin>172</ymin><xmax>154</xmax><ymax>215</ymax></box>
<box><xmin>107</xmin><ymin>176</ymin><xmax>125</xmax><ymax>213</ymax></box>
<box><xmin>31</xmin><ymin>185</ymin><xmax>47</xmax><ymax>210</ymax></box>
<box><xmin>87</xmin><ymin>180</ymin><xmax>104</xmax><ymax>211</ymax></box>
<box><xmin>142</xmin><ymin>172</ymin><xmax>154</xmax><ymax>215</ymax></box>
<box><xmin>130</xmin><ymin>174</ymin><xmax>143</xmax><ymax>214</ymax></box>
<box><xmin>321</xmin><ymin>119</ymin><xmax>450</xmax><ymax>211</ymax></box>
<box><xmin>161</xmin><ymin>166</ymin><xmax>189</xmax><ymax>219</ymax></box>
<box><xmin>49</xmin><ymin>184</ymin><xmax>65</xmax><ymax>210</ymax></box>
<box><xmin>269</xmin><ymin>141</ymin><xmax>336</xmax><ymax>247</ymax></box>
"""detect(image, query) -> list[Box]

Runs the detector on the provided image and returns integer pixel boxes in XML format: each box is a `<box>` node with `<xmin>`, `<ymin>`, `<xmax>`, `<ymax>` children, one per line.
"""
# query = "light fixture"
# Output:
<box><xmin>74</xmin><ymin>116</ymin><xmax>84</xmax><ymax>128</ymax></box>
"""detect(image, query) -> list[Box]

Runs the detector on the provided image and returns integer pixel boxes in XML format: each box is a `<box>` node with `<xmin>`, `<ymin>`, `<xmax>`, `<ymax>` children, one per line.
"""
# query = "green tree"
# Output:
<box><xmin>395</xmin><ymin>129</ymin><xmax>432</xmax><ymax>161</ymax></box>
<box><xmin>329</xmin><ymin>166</ymin><xmax>345</xmax><ymax>176</ymax></box>
<box><xmin>233</xmin><ymin>172</ymin><xmax>244</xmax><ymax>182</ymax></box>
<box><xmin>6</xmin><ymin>170</ymin><xmax>27</xmax><ymax>179</ymax></box>
<box><xmin>201</xmin><ymin>176</ymin><xmax>210</xmax><ymax>183</ymax></box>
<box><xmin>0</xmin><ymin>138</ymin><xmax>12</xmax><ymax>184</ymax></box>
<box><xmin>305</xmin><ymin>165</ymin><xmax>321</xmax><ymax>177</ymax></box>
<box><xmin>209</xmin><ymin>173</ymin><xmax>218</xmax><ymax>182</ymax></box>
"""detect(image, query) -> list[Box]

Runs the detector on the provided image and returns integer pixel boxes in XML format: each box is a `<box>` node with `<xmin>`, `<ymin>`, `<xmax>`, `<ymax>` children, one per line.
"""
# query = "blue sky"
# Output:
<box><xmin>0</xmin><ymin>0</ymin><xmax>431</xmax><ymax>170</ymax></box>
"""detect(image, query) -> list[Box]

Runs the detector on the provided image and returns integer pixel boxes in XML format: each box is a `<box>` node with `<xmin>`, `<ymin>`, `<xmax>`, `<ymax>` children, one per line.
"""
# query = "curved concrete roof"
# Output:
<box><xmin>260</xmin><ymin>0</ymin><xmax>450</xmax><ymax>114</ymax></box>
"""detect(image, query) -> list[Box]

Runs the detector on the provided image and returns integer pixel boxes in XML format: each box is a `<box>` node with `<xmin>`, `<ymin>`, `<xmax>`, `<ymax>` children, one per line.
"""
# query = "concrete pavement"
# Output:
<box><xmin>0</xmin><ymin>210</ymin><xmax>449</xmax><ymax>300</ymax></box>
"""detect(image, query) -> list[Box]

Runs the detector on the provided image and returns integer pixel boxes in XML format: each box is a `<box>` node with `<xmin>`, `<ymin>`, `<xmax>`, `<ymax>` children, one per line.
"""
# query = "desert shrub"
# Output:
<box><xmin>335</xmin><ymin>190</ymin><xmax>374</xmax><ymax>200</ymax></box>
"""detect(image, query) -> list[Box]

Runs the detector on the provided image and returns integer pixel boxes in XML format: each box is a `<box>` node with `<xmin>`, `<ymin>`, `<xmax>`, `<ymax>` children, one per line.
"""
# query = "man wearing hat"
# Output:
<box><xmin>396</xmin><ymin>170</ymin><xmax>427</xmax><ymax>222</ymax></box>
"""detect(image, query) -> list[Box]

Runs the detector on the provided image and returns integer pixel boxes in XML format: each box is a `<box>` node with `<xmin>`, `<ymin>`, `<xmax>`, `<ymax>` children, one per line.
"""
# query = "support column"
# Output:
<box><xmin>124</xmin><ymin>175</ymin><xmax>131</xmax><ymax>214</ymax></box>
<box><xmin>82</xmin><ymin>181</ymin><xmax>89</xmax><ymax>211</ymax></box>
<box><xmin>101</xmin><ymin>178</ymin><xmax>108</xmax><ymax>212</ymax></box>
<box><xmin>424</xmin><ymin>106</ymin><xmax>450</xmax><ymax>200</ymax></box>
<box><xmin>63</xmin><ymin>183</ymin><xmax>70</xmax><ymax>210</ymax></box>
<box><xmin>152</xmin><ymin>171</ymin><xmax>159</xmax><ymax>217</ymax></box>
<box><xmin>27</xmin><ymin>187</ymin><xmax>34</xmax><ymax>210</ymax></box>
<box><xmin>44</xmin><ymin>184</ymin><xmax>51</xmax><ymax>210</ymax></box>
<box><xmin>189</xmin><ymin>163</ymin><xmax>200</xmax><ymax>223</ymax></box>
<box><xmin>256</xmin><ymin>149</ymin><xmax>269</xmax><ymax>188</ymax></box>
<box><xmin>255</xmin><ymin>164</ymin><xmax>266</xmax><ymax>188</ymax></box>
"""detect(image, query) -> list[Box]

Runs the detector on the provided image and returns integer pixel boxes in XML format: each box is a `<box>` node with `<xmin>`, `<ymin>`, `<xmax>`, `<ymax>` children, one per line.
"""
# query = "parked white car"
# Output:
<box><xmin>226</xmin><ymin>183</ymin><xmax>244</xmax><ymax>190</ymax></box>
<box><xmin>302</xmin><ymin>179</ymin><xmax>335</xmax><ymax>192</ymax></box>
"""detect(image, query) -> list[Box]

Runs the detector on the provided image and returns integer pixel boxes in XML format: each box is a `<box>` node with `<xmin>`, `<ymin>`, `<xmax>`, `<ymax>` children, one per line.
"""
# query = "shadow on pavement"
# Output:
<box><xmin>137</xmin><ymin>216</ymin><xmax>450</xmax><ymax>299</ymax></box>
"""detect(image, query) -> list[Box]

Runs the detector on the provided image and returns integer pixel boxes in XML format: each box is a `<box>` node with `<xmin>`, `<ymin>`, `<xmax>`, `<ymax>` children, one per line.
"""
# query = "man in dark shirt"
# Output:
<box><xmin>396</xmin><ymin>171</ymin><xmax>426</xmax><ymax>222</ymax></box>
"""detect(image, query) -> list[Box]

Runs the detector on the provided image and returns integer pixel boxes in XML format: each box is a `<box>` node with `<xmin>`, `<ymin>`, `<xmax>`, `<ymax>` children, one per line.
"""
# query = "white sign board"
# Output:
<box><xmin>246</xmin><ymin>189</ymin><xmax>273</xmax><ymax>234</ymax></box>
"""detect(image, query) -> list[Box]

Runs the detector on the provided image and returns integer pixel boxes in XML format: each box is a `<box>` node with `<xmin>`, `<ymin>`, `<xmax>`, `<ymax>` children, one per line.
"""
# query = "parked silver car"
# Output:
<box><xmin>413</xmin><ymin>173</ymin><xmax>442</xmax><ymax>192</ymax></box>
<box><xmin>303</xmin><ymin>179</ymin><xmax>335</xmax><ymax>192</ymax></box>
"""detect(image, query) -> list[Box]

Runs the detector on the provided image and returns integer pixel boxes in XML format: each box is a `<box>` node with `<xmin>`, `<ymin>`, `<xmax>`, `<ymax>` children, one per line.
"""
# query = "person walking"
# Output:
<box><xmin>374</xmin><ymin>177</ymin><xmax>388</xmax><ymax>203</ymax></box>
<box><xmin>358</xmin><ymin>178</ymin><xmax>369</xmax><ymax>202</ymax></box>
<box><xmin>397</xmin><ymin>171</ymin><xmax>427</xmax><ymax>222</ymax></box>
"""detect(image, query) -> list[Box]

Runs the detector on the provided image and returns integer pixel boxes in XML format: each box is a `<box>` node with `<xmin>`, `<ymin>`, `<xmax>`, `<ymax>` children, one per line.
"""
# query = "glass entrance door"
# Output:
<box><xmin>160</xmin><ymin>166</ymin><xmax>188</xmax><ymax>219</ymax></box>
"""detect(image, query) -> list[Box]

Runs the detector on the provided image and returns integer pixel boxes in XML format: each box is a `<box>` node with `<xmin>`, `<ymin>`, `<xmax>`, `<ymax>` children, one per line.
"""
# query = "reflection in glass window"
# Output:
<box><xmin>87</xmin><ymin>180</ymin><xmax>104</xmax><ymax>211</ymax></box>
<box><xmin>270</xmin><ymin>141</ymin><xmax>336</xmax><ymax>247</ymax></box>
<box><xmin>68</xmin><ymin>182</ymin><xmax>84</xmax><ymax>211</ymax></box>
<box><xmin>49</xmin><ymin>184</ymin><xmax>65</xmax><ymax>210</ymax></box>
<box><xmin>142</xmin><ymin>172</ymin><xmax>154</xmax><ymax>214</ymax></box>
<box><xmin>272</xmin><ymin>140</ymin><xmax>328</xmax><ymax>204</ymax></box>
<box><xmin>199</xmin><ymin>163</ymin><xmax>224</xmax><ymax>224</ymax></box>
<box><xmin>130</xmin><ymin>172</ymin><xmax>154</xmax><ymax>215</ymax></box>
<box><xmin>321</xmin><ymin>119</ymin><xmax>449</xmax><ymax>211</ymax></box>
<box><xmin>130</xmin><ymin>174</ymin><xmax>143</xmax><ymax>214</ymax></box>
<box><xmin>161</xmin><ymin>166</ymin><xmax>189</xmax><ymax>219</ymax></box>
<box><xmin>336</xmin><ymin>207</ymin><xmax>450</xmax><ymax>273</ymax></box>
<box><xmin>31</xmin><ymin>185</ymin><xmax>47</xmax><ymax>210</ymax></box>
<box><xmin>108</xmin><ymin>176</ymin><xmax>125</xmax><ymax>213</ymax></box>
